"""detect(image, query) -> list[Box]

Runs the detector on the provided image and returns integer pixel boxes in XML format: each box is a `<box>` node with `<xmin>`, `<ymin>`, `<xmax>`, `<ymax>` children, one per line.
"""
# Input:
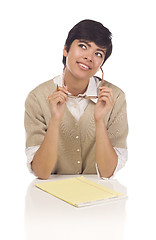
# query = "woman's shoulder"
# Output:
<box><xmin>95</xmin><ymin>76</ymin><xmax>125</xmax><ymax>97</ymax></box>
<box><xmin>30</xmin><ymin>77</ymin><xmax>57</xmax><ymax>96</ymax></box>
<box><xmin>104</xmin><ymin>79</ymin><xmax>125</xmax><ymax>96</ymax></box>
<box><xmin>25</xmin><ymin>77</ymin><xmax>59</xmax><ymax>106</ymax></box>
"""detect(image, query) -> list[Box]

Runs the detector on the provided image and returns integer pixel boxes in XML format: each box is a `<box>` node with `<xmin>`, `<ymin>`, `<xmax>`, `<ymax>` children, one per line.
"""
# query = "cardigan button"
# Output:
<box><xmin>76</xmin><ymin>149</ymin><xmax>80</xmax><ymax>152</ymax></box>
<box><xmin>76</xmin><ymin>136</ymin><xmax>79</xmax><ymax>139</ymax></box>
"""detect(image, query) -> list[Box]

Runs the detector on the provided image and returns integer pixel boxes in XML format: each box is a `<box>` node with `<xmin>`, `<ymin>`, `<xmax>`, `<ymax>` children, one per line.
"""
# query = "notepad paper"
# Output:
<box><xmin>35</xmin><ymin>176</ymin><xmax>125</xmax><ymax>207</ymax></box>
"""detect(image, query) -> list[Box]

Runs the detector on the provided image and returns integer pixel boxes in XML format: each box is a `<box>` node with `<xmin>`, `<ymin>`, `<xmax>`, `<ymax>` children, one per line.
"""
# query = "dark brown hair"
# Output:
<box><xmin>63</xmin><ymin>19</ymin><xmax>112</xmax><ymax>66</ymax></box>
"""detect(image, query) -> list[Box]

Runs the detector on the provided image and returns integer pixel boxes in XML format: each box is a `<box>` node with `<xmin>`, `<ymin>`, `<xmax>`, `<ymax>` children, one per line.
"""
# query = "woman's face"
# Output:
<box><xmin>63</xmin><ymin>40</ymin><xmax>107</xmax><ymax>81</ymax></box>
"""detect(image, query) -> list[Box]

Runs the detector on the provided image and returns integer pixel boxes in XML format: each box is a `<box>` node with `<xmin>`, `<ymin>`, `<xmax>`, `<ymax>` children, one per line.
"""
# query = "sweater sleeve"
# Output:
<box><xmin>24</xmin><ymin>92</ymin><xmax>47</xmax><ymax>148</ymax></box>
<box><xmin>107</xmin><ymin>91</ymin><xmax>128</xmax><ymax>149</ymax></box>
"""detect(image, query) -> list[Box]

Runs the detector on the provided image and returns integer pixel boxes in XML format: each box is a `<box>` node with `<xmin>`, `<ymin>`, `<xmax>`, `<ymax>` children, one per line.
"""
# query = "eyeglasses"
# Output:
<box><xmin>60</xmin><ymin>67</ymin><xmax>104</xmax><ymax>99</ymax></box>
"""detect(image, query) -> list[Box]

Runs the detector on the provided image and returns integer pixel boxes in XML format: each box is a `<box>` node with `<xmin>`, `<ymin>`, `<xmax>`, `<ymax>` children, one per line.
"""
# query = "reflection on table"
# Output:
<box><xmin>24</xmin><ymin>175</ymin><xmax>127</xmax><ymax>240</ymax></box>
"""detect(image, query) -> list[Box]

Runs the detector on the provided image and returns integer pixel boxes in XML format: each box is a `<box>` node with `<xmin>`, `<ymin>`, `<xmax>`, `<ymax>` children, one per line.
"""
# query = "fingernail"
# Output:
<box><xmin>57</xmin><ymin>84</ymin><xmax>59</xmax><ymax>91</ymax></box>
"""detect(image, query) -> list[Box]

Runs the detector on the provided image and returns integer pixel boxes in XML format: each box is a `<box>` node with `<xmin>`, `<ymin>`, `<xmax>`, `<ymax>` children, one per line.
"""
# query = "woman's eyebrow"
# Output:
<box><xmin>78</xmin><ymin>40</ymin><xmax>106</xmax><ymax>54</ymax></box>
<box><xmin>96</xmin><ymin>48</ymin><xmax>107</xmax><ymax>54</ymax></box>
<box><xmin>78</xmin><ymin>40</ymin><xmax>91</xmax><ymax>47</ymax></box>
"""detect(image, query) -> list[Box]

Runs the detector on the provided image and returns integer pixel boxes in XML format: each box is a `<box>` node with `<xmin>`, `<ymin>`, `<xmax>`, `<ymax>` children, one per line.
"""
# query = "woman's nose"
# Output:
<box><xmin>84</xmin><ymin>57</ymin><xmax>92</xmax><ymax>62</ymax></box>
<box><xmin>84</xmin><ymin>53</ymin><xmax>93</xmax><ymax>62</ymax></box>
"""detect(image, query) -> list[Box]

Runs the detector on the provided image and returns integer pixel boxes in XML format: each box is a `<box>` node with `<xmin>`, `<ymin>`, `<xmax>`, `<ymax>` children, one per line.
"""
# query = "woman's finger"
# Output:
<box><xmin>48</xmin><ymin>90</ymin><xmax>68</xmax><ymax>102</ymax></box>
<box><xmin>98</xmin><ymin>92</ymin><xmax>114</xmax><ymax>104</ymax></box>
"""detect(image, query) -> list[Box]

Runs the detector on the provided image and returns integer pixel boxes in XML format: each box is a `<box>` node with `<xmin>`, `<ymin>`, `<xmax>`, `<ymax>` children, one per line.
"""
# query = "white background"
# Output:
<box><xmin>0</xmin><ymin>0</ymin><xmax>156</xmax><ymax>239</ymax></box>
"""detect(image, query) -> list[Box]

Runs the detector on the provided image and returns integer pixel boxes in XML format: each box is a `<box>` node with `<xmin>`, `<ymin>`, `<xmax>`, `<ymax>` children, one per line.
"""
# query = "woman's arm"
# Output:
<box><xmin>32</xmin><ymin>119</ymin><xmax>60</xmax><ymax>179</ymax></box>
<box><xmin>94</xmin><ymin>86</ymin><xmax>117</xmax><ymax>178</ymax></box>
<box><xmin>95</xmin><ymin>120</ymin><xmax>118</xmax><ymax>178</ymax></box>
<box><xmin>32</xmin><ymin>86</ymin><xmax>68</xmax><ymax>179</ymax></box>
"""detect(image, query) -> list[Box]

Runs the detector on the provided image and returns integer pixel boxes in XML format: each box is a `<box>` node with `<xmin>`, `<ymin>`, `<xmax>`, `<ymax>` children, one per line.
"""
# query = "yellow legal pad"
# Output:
<box><xmin>35</xmin><ymin>176</ymin><xmax>124</xmax><ymax>207</ymax></box>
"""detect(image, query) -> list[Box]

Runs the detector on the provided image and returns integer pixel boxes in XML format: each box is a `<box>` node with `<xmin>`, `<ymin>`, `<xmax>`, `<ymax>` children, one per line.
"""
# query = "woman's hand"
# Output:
<box><xmin>94</xmin><ymin>86</ymin><xmax>114</xmax><ymax>122</ymax></box>
<box><xmin>48</xmin><ymin>86</ymin><xmax>68</xmax><ymax>123</ymax></box>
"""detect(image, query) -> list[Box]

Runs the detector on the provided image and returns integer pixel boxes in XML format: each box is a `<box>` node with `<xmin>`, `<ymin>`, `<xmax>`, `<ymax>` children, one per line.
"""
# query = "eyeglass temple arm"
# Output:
<box><xmin>100</xmin><ymin>67</ymin><xmax>104</xmax><ymax>87</ymax></box>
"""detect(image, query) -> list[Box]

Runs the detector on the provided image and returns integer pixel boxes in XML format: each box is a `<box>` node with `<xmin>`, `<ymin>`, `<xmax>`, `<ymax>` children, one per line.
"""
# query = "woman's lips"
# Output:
<box><xmin>77</xmin><ymin>62</ymin><xmax>91</xmax><ymax>70</ymax></box>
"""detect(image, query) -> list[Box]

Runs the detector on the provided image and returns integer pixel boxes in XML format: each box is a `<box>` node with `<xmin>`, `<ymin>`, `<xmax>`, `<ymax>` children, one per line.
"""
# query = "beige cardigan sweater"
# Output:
<box><xmin>24</xmin><ymin>77</ymin><xmax>128</xmax><ymax>175</ymax></box>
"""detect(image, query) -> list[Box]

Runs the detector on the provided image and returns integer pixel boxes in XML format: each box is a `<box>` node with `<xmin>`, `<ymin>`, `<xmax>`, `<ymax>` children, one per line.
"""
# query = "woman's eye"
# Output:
<box><xmin>78</xmin><ymin>44</ymin><xmax>87</xmax><ymax>49</ymax></box>
<box><xmin>95</xmin><ymin>52</ymin><xmax>103</xmax><ymax>58</ymax></box>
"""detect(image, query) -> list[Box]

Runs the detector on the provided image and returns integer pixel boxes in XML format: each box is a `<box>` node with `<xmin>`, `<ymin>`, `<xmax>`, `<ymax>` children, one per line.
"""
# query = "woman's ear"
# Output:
<box><xmin>63</xmin><ymin>46</ymin><xmax>68</xmax><ymax>57</ymax></box>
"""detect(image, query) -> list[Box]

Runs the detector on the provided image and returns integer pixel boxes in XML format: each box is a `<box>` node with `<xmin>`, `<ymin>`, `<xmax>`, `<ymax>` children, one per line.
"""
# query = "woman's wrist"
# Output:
<box><xmin>49</xmin><ymin>117</ymin><xmax>61</xmax><ymax>129</ymax></box>
<box><xmin>95</xmin><ymin>118</ymin><xmax>106</xmax><ymax>127</ymax></box>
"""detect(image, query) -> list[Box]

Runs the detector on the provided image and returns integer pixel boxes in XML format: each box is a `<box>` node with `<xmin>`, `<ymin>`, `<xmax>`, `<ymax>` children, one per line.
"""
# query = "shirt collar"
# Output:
<box><xmin>83</xmin><ymin>76</ymin><xmax>100</xmax><ymax>103</ymax></box>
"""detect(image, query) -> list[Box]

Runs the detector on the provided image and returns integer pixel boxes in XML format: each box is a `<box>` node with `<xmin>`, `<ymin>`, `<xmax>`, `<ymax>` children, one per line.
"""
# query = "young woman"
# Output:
<box><xmin>24</xmin><ymin>19</ymin><xmax>128</xmax><ymax>180</ymax></box>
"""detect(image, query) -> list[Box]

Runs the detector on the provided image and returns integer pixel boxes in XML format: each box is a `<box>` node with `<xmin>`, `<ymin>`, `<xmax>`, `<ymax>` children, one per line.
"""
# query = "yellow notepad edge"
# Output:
<box><xmin>35</xmin><ymin>176</ymin><xmax>124</xmax><ymax>207</ymax></box>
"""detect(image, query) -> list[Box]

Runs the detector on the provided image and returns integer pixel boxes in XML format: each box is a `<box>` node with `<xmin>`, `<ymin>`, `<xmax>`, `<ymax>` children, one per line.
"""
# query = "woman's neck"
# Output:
<box><xmin>63</xmin><ymin>69</ymin><xmax>89</xmax><ymax>96</ymax></box>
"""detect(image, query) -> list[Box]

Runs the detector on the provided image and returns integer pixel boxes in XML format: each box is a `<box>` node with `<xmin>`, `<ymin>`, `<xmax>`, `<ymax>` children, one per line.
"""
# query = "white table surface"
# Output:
<box><xmin>24</xmin><ymin>175</ymin><xmax>127</xmax><ymax>240</ymax></box>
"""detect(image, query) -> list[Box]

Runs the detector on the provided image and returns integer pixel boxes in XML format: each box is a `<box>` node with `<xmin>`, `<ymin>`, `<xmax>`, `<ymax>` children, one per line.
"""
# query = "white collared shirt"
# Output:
<box><xmin>25</xmin><ymin>76</ymin><xmax>128</xmax><ymax>179</ymax></box>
